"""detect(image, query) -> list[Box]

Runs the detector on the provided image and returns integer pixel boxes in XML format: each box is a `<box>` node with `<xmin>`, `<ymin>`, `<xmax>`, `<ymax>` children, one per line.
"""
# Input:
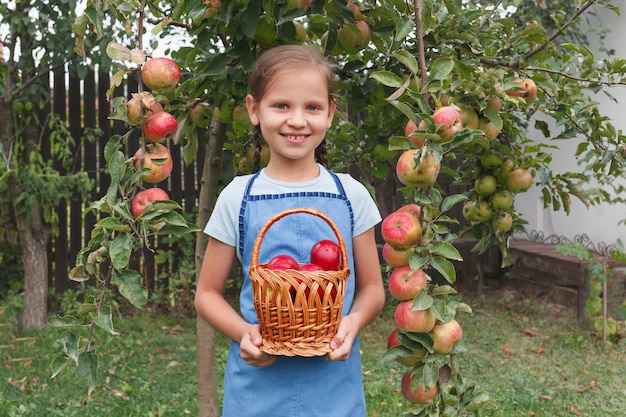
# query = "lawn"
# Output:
<box><xmin>1</xmin><ymin>286</ymin><xmax>625</xmax><ymax>416</ymax></box>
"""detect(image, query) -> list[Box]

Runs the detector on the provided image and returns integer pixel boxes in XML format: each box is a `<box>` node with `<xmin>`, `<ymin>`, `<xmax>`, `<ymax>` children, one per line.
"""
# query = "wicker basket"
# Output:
<box><xmin>249</xmin><ymin>207</ymin><xmax>350</xmax><ymax>357</ymax></box>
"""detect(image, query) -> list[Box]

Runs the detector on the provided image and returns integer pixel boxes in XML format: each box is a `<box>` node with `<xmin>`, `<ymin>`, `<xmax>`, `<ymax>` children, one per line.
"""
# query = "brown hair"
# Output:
<box><xmin>248</xmin><ymin>45</ymin><xmax>336</xmax><ymax>172</ymax></box>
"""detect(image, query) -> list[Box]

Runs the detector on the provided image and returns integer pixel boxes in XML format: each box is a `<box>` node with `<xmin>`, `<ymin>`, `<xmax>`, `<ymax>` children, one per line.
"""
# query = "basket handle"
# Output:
<box><xmin>250</xmin><ymin>207</ymin><xmax>348</xmax><ymax>270</ymax></box>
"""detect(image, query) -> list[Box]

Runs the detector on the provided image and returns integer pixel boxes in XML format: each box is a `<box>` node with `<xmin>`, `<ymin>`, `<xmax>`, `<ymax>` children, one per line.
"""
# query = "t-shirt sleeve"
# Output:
<box><xmin>337</xmin><ymin>174</ymin><xmax>382</xmax><ymax>237</ymax></box>
<box><xmin>203</xmin><ymin>176</ymin><xmax>249</xmax><ymax>247</ymax></box>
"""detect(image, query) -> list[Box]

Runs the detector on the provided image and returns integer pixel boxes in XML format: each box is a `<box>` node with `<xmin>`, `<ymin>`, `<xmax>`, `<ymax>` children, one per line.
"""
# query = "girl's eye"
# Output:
<box><xmin>307</xmin><ymin>105</ymin><xmax>321</xmax><ymax>111</ymax></box>
<box><xmin>275</xmin><ymin>104</ymin><xmax>287</xmax><ymax>110</ymax></box>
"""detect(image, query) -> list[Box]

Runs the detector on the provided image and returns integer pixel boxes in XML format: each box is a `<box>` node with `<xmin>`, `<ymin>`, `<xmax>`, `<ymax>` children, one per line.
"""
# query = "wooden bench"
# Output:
<box><xmin>504</xmin><ymin>239</ymin><xmax>592</xmax><ymax>323</ymax></box>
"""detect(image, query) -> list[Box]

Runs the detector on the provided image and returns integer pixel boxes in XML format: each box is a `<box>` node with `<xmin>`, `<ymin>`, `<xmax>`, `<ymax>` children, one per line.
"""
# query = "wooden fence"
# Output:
<box><xmin>45</xmin><ymin>69</ymin><xmax>206</xmax><ymax>296</ymax></box>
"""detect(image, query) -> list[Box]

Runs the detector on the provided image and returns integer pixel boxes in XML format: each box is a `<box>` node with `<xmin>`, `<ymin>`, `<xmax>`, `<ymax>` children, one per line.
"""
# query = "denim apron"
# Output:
<box><xmin>220</xmin><ymin>168</ymin><xmax>367</xmax><ymax>417</ymax></box>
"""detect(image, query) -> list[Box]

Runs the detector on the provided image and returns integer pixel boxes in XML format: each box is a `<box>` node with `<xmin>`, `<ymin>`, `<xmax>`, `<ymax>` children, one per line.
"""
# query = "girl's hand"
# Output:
<box><xmin>326</xmin><ymin>315</ymin><xmax>357</xmax><ymax>362</ymax></box>
<box><xmin>239</xmin><ymin>324</ymin><xmax>276</xmax><ymax>367</ymax></box>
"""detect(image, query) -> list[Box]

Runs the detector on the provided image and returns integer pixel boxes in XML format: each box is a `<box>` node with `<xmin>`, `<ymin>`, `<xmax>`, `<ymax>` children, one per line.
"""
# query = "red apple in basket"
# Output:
<box><xmin>266</xmin><ymin>254</ymin><xmax>299</xmax><ymax>271</ymax></box>
<box><xmin>310</xmin><ymin>239</ymin><xmax>341</xmax><ymax>271</ymax></box>
<box><xmin>299</xmin><ymin>264</ymin><xmax>338</xmax><ymax>301</ymax></box>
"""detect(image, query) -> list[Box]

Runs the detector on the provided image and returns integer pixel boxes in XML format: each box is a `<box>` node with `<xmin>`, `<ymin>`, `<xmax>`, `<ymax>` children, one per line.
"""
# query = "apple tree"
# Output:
<box><xmin>63</xmin><ymin>0</ymin><xmax>626</xmax><ymax>415</ymax></box>
<box><xmin>0</xmin><ymin>0</ymin><xmax>98</xmax><ymax>330</ymax></box>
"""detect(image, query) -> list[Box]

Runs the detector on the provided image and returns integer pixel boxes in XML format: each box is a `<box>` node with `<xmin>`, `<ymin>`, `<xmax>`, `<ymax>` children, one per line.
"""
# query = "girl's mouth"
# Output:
<box><xmin>282</xmin><ymin>134</ymin><xmax>309</xmax><ymax>142</ymax></box>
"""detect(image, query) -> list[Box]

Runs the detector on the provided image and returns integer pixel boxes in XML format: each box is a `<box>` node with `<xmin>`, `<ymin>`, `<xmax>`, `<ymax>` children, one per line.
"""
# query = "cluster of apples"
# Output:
<box><xmin>462</xmin><ymin>78</ymin><xmax>536</xmax><ymax>231</ymax></box>
<box><xmin>381</xmin><ymin>204</ymin><xmax>463</xmax><ymax>403</ymax></box>
<box><xmin>463</xmin><ymin>150</ymin><xmax>533</xmax><ymax>232</ymax></box>
<box><xmin>129</xmin><ymin>57</ymin><xmax>181</xmax><ymax>218</ymax></box>
<box><xmin>395</xmin><ymin>106</ymin><xmax>459</xmax><ymax>187</ymax></box>
<box><xmin>265</xmin><ymin>239</ymin><xmax>341</xmax><ymax>301</ymax></box>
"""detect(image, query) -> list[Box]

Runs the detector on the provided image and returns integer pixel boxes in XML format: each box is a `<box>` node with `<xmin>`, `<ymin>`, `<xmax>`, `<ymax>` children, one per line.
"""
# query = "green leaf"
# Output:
<box><xmin>111</xmin><ymin>269</ymin><xmax>148</xmax><ymax>309</ymax></box>
<box><xmin>429</xmin><ymin>58</ymin><xmax>455</xmax><ymax>81</ymax></box>
<box><xmin>69</xmin><ymin>265</ymin><xmax>90</xmax><ymax>282</ymax></box>
<box><xmin>370</xmin><ymin>71</ymin><xmax>403</xmax><ymax>88</ymax></box>
<box><xmin>404</xmin><ymin>331</ymin><xmax>434</xmax><ymax>353</ymax></box>
<box><xmin>431</xmin><ymin>285</ymin><xmax>457</xmax><ymax>296</ymax></box>
<box><xmin>106</xmin><ymin>41</ymin><xmax>131</xmax><ymax>61</ymax></box>
<box><xmin>77</xmin><ymin>350</ymin><xmax>99</xmax><ymax>395</ymax></box>
<box><xmin>412</xmin><ymin>289</ymin><xmax>434</xmax><ymax>310</ymax></box>
<box><xmin>57</xmin><ymin>330</ymin><xmax>79</xmax><ymax>364</ymax></box>
<box><xmin>431</xmin><ymin>256</ymin><xmax>457</xmax><ymax>284</ymax></box>
<box><xmin>49</xmin><ymin>315</ymin><xmax>84</xmax><ymax>329</ymax></box>
<box><xmin>50</xmin><ymin>357</ymin><xmax>71</xmax><ymax>379</ymax></box>
<box><xmin>429</xmin><ymin>241</ymin><xmax>463</xmax><ymax>261</ymax></box>
<box><xmin>89</xmin><ymin>305</ymin><xmax>119</xmax><ymax>335</ymax></box>
<box><xmin>394</xmin><ymin>16</ymin><xmax>415</xmax><ymax>41</ymax></box>
<box><xmin>94</xmin><ymin>217</ymin><xmax>131</xmax><ymax>232</ymax></box>
<box><xmin>108</xmin><ymin>150</ymin><xmax>127</xmax><ymax>184</ymax></box>
<box><xmin>389</xmin><ymin>100</ymin><xmax>418</xmax><ymax>121</ymax></box>
<box><xmin>393</xmin><ymin>50</ymin><xmax>419</xmax><ymax>74</ymax></box>
<box><xmin>441</xmin><ymin>194</ymin><xmax>467</xmax><ymax>213</ymax></box>
<box><xmin>109</xmin><ymin>234</ymin><xmax>132</xmax><ymax>272</ymax></box>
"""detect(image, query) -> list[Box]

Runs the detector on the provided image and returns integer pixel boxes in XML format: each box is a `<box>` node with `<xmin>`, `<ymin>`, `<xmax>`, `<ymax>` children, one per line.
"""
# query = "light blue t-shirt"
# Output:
<box><xmin>205</xmin><ymin>165</ymin><xmax>382</xmax><ymax>262</ymax></box>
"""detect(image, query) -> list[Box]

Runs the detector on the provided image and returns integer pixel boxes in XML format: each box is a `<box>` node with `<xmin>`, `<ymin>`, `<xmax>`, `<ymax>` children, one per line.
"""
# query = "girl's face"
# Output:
<box><xmin>246</xmin><ymin>68</ymin><xmax>336</xmax><ymax>166</ymax></box>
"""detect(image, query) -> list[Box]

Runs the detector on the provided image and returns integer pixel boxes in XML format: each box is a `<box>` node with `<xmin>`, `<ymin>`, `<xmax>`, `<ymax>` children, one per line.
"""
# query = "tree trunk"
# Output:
<box><xmin>0</xmin><ymin>99</ymin><xmax>52</xmax><ymax>331</ymax></box>
<box><xmin>195</xmin><ymin>119</ymin><xmax>228</xmax><ymax>417</ymax></box>
<box><xmin>16</xmin><ymin>192</ymin><xmax>51</xmax><ymax>330</ymax></box>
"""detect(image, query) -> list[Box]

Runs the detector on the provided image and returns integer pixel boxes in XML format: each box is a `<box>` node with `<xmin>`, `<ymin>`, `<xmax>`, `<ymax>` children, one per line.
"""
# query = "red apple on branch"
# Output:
<box><xmin>396</xmin><ymin>150</ymin><xmax>441</xmax><ymax>187</ymax></box>
<box><xmin>382</xmin><ymin>243</ymin><xmax>413</xmax><ymax>267</ymax></box>
<box><xmin>429</xmin><ymin>318</ymin><xmax>463</xmax><ymax>354</ymax></box>
<box><xmin>143</xmin><ymin>111</ymin><xmax>178</xmax><ymax>143</ymax></box>
<box><xmin>404</xmin><ymin>120</ymin><xmax>426</xmax><ymax>149</ymax></box>
<box><xmin>203</xmin><ymin>0</ymin><xmax>222</xmax><ymax>19</ymax></box>
<box><xmin>431</xmin><ymin>106</ymin><xmax>462</xmax><ymax>142</ymax></box>
<box><xmin>394</xmin><ymin>300</ymin><xmax>436</xmax><ymax>333</ymax></box>
<box><xmin>141</xmin><ymin>57</ymin><xmax>181</xmax><ymax>92</ymax></box>
<box><xmin>381</xmin><ymin>211</ymin><xmax>422</xmax><ymax>249</ymax></box>
<box><xmin>127</xmin><ymin>92</ymin><xmax>163</xmax><ymax>125</ymax></box>
<box><xmin>401</xmin><ymin>370</ymin><xmax>438</xmax><ymax>404</ymax></box>
<box><xmin>133</xmin><ymin>143</ymin><xmax>174</xmax><ymax>184</ymax></box>
<box><xmin>507</xmin><ymin>168</ymin><xmax>533</xmax><ymax>193</ymax></box>
<box><xmin>387</xmin><ymin>266</ymin><xmax>429</xmax><ymax>301</ymax></box>
<box><xmin>131</xmin><ymin>187</ymin><xmax>170</xmax><ymax>218</ymax></box>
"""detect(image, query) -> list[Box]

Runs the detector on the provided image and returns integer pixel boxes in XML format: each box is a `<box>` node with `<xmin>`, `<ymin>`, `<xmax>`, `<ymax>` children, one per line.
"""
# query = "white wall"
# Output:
<box><xmin>515</xmin><ymin>7</ymin><xmax>626</xmax><ymax>248</ymax></box>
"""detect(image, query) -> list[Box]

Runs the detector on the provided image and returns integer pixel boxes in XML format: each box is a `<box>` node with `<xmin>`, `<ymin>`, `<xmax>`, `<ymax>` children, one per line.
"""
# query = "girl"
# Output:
<box><xmin>195</xmin><ymin>44</ymin><xmax>385</xmax><ymax>417</ymax></box>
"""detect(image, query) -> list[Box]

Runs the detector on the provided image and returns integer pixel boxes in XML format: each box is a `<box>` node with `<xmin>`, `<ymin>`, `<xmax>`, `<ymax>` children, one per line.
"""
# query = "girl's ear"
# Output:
<box><xmin>245</xmin><ymin>94</ymin><xmax>260</xmax><ymax>126</ymax></box>
<box><xmin>326</xmin><ymin>99</ymin><xmax>337</xmax><ymax>128</ymax></box>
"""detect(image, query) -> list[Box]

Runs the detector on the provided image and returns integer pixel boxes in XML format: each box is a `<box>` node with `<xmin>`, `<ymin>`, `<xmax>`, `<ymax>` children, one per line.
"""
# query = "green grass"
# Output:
<box><xmin>1</xmin><ymin>288</ymin><xmax>625</xmax><ymax>417</ymax></box>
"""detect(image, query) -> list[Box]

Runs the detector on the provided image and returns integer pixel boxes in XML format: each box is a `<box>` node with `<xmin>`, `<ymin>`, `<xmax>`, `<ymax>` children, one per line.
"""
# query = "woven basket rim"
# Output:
<box><xmin>250</xmin><ymin>207</ymin><xmax>349</xmax><ymax>272</ymax></box>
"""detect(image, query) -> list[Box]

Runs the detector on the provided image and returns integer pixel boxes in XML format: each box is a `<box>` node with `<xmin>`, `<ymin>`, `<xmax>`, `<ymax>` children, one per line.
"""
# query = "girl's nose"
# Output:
<box><xmin>287</xmin><ymin>109</ymin><xmax>306</xmax><ymax>126</ymax></box>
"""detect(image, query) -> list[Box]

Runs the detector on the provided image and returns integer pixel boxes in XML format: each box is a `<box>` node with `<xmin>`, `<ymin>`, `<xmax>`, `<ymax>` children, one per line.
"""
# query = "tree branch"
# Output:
<box><xmin>525</xmin><ymin>0</ymin><xmax>597</xmax><ymax>61</ymax></box>
<box><xmin>413</xmin><ymin>0</ymin><xmax>429</xmax><ymax>104</ymax></box>
<box><xmin>526</xmin><ymin>66</ymin><xmax>626</xmax><ymax>86</ymax></box>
